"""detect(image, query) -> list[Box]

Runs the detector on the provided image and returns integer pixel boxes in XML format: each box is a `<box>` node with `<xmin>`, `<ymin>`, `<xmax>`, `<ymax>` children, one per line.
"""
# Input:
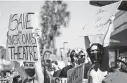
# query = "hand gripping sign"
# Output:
<box><xmin>67</xmin><ymin>63</ymin><xmax>84</xmax><ymax>83</ymax></box>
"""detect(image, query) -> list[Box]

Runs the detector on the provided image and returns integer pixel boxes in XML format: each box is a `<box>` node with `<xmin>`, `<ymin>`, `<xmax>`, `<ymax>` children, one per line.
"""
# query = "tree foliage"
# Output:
<box><xmin>40</xmin><ymin>0</ymin><xmax>70</xmax><ymax>49</ymax></box>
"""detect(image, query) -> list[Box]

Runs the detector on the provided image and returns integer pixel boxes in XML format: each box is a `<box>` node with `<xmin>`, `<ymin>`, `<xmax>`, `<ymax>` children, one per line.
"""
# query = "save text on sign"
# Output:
<box><xmin>7</xmin><ymin>13</ymin><xmax>38</xmax><ymax>62</ymax></box>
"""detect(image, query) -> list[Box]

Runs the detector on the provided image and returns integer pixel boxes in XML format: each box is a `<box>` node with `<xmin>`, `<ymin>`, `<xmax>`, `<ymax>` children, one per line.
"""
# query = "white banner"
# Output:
<box><xmin>7</xmin><ymin>12</ymin><xmax>39</xmax><ymax>62</ymax></box>
<box><xmin>50</xmin><ymin>77</ymin><xmax>67</xmax><ymax>83</ymax></box>
<box><xmin>67</xmin><ymin>63</ymin><xmax>84</xmax><ymax>83</ymax></box>
<box><xmin>50</xmin><ymin>77</ymin><xmax>88</xmax><ymax>83</ymax></box>
<box><xmin>84</xmin><ymin>1</ymin><xmax>122</xmax><ymax>45</ymax></box>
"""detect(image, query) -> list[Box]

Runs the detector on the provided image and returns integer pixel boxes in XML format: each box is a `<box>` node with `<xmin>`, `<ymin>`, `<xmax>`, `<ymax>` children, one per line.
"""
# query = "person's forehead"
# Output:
<box><xmin>91</xmin><ymin>45</ymin><xmax>98</xmax><ymax>50</ymax></box>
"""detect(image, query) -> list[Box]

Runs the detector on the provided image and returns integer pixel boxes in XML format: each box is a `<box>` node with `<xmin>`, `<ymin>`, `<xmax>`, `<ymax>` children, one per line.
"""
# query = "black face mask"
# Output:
<box><xmin>91</xmin><ymin>52</ymin><xmax>102</xmax><ymax>63</ymax></box>
<box><xmin>78</xmin><ymin>58</ymin><xmax>85</xmax><ymax>64</ymax></box>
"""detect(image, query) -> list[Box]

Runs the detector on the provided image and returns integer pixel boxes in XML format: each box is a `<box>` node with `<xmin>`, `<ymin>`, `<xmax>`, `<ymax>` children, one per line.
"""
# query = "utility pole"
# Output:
<box><xmin>60</xmin><ymin>48</ymin><xmax>64</xmax><ymax>61</ymax></box>
<box><xmin>63</xmin><ymin>42</ymin><xmax>68</xmax><ymax>66</ymax></box>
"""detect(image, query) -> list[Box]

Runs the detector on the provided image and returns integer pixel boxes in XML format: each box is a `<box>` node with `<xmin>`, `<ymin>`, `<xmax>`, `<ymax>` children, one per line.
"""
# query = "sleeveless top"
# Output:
<box><xmin>87</xmin><ymin>65</ymin><xmax>107</xmax><ymax>83</ymax></box>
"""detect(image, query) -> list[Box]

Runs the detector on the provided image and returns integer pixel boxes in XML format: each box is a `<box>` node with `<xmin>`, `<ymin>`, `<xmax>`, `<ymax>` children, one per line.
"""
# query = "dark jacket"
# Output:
<box><xmin>53</xmin><ymin>69</ymin><xmax>62</xmax><ymax>77</ymax></box>
<box><xmin>59</xmin><ymin>63</ymin><xmax>92</xmax><ymax>79</ymax></box>
<box><xmin>59</xmin><ymin>65</ymin><xmax>73</xmax><ymax>78</ymax></box>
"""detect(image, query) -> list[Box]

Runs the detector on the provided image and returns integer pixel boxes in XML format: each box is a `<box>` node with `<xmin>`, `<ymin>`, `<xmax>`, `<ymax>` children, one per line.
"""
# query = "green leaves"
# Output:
<box><xmin>40</xmin><ymin>0</ymin><xmax>70</xmax><ymax>49</ymax></box>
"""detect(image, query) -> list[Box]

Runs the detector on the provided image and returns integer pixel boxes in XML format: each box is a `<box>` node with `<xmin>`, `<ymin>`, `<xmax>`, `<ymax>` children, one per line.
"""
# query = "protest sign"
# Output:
<box><xmin>84</xmin><ymin>1</ymin><xmax>122</xmax><ymax>45</ymax></box>
<box><xmin>50</xmin><ymin>77</ymin><xmax>67</xmax><ymax>83</ymax></box>
<box><xmin>67</xmin><ymin>63</ymin><xmax>84</xmax><ymax>83</ymax></box>
<box><xmin>7</xmin><ymin>12</ymin><xmax>39</xmax><ymax>62</ymax></box>
<box><xmin>42</xmin><ymin>49</ymin><xmax>53</xmax><ymax>60</ymax></box>
<box><xmin>42</xmin><ymin>49</ymin><xmax>60</xmax><ymax>61</ymax></box>
<box><xmin>50</xmin><ymin>77</ymin><xmax>88</xmax><ymax>83</ymax></box>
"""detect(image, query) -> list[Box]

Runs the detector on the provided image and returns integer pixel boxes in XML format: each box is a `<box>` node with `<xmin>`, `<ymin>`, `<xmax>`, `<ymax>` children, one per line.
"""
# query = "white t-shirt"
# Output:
<box><xmin>89</xmin><ymin>68</ymin><xmax>107</xmax><ymax>83</ymax></box>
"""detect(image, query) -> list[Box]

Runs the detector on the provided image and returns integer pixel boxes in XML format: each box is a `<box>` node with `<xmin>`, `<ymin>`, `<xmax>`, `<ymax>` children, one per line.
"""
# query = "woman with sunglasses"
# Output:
<box><xmin>59</xmin><ymin>49</ymin><xmax>92</xmax><ymax>79</ymax></box>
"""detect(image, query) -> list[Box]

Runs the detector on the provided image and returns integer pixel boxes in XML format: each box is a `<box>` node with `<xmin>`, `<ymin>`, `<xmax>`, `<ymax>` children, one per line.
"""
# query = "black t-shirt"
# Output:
<box><xmin>53</xmin><ymin>69</ymin><xmax>61</xmax><ymax>77</ymax></box>
<box><xmin>59</xmin><ymin>65</ymin><xmax>73</xmax><ymax>78</ymax></box>
<box><xmin>59</xmin><ymin>63</ymin><xmax>92</xmax><ymax>79</ymax></box>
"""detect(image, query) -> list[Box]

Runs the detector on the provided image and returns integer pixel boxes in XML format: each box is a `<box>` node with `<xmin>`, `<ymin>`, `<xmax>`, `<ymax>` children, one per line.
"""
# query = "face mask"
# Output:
<box><xmin>78</xmin><ymin>58</ymin><xmax>85</xmax><ymax>64</ymax></box>
<box><xmin>91</xmin><ymin>52</ymin><xmax>101</xmax><ymax>63</ymax></box>
<box><xmin>75</xmin><ymin>60</ymin><xmax>79</xmax><ymax>65</ymax></box>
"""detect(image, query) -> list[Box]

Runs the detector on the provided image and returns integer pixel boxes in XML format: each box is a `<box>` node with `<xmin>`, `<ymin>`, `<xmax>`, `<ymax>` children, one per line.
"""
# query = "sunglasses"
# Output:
<box><xmin>91</xmin><ymin>49</ymin><xmax>100</xmax><ymax>53</ymax></box>
<box><xmin>80</xmin><ymin>55</ymin><xmax>85</xmax><ymax>58</ymax></box>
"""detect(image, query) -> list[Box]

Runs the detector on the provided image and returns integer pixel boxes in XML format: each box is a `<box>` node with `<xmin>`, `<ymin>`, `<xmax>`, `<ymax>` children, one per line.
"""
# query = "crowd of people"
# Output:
<box><xmin>43</xmin><ymin>43</ymin><xmax>110</xmax><ymax>83</ymax></box>
<box><xmin>0</xmin><ymin>43</ymin><xmax>127</xmax><ymax>83</ymax></box>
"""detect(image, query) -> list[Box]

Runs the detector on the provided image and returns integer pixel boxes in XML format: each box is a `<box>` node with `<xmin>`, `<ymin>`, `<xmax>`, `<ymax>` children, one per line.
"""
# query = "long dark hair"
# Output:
<box><xmin>70</xmin><ymin>50</ymin><xmax>76</xmax><ymax>63</ymax></box>
<box><xmin>87</xmin><ymin>43</ymin><xmax>104</xmax><ymax>64</ymax></box>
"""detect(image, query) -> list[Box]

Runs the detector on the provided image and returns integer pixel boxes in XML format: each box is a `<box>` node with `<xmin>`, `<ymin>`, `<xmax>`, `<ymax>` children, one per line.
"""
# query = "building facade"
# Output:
<box><xmin>109</xmin><ymin>10</ymin><xmax>127</xmax><ymax>64</ymax></box>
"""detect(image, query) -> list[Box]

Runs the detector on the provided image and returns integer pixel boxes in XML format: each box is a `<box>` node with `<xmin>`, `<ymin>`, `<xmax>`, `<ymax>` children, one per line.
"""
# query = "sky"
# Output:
<box><xmin>0</xmin><ymin>1</ymin><xmax>44</xmax><ymax>47</ymax></box>
<box><xmin>0</xmin><ymin>1</ymin><xmax>100</xmax><ymax>49</ymax></box>
<box><xmin>0</xmin><ymin>0</ymin><xmax>120</xmax><ymax>50</ymax></box>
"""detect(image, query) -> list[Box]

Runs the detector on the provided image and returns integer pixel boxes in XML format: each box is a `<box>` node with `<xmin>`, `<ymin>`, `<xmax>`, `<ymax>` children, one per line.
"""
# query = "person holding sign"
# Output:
<box><xmin>60</xmin><ymin>49</ymin><xmax>92</xmax><ymax>79</ymax></box>
<box><xmin>59</xmin><ymin>50</ymin><xmax>75</xmax><ymax>78</ymax></box>
<box><xmin>87</xmin><ymin>43</ymin><xmax>107</xmax><ymax>83</ymax></box>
